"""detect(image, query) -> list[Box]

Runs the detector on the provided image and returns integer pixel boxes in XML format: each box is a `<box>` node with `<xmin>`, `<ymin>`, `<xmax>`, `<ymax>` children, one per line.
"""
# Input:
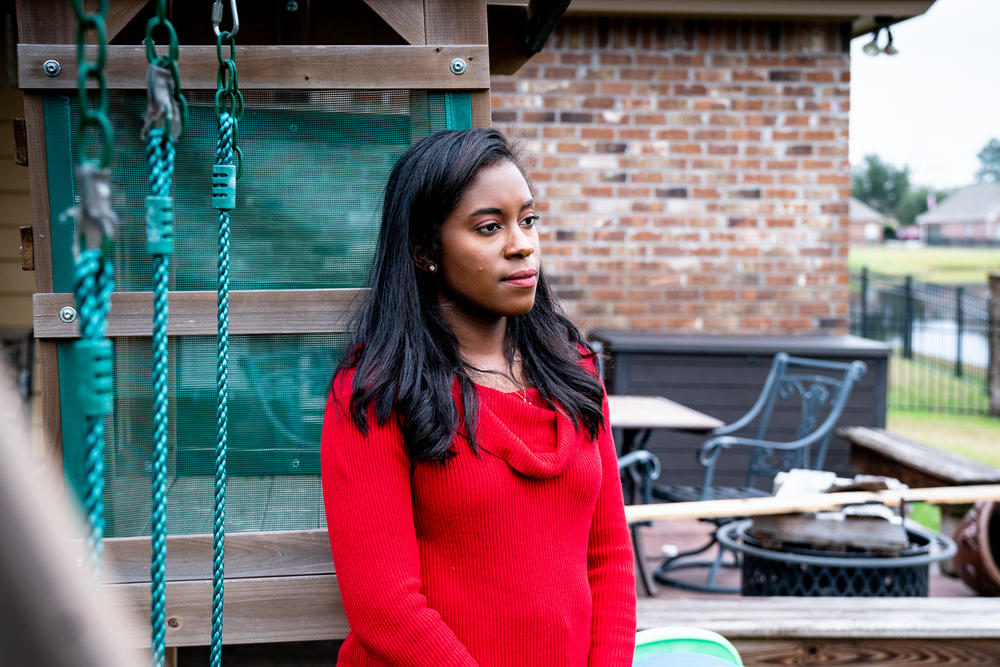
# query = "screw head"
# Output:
<box><xmin>59</xmin><ymin>306</ymin><xmax>77</xmax><ymax>323</ymax></box>
<box><xmin>290</xmin><ymin>458</ymin><xmax>300</xmax><ymax>469</ymax></box>
<box><xmin>286</xmin><ymin>0</ymin><xmax>299</xmax><ymax>11</ymax></box>
<box><xmin>43</xmin><ymin>59</ymin><xmax>62</xmax><ymax>77</ymax></box>
<box><xmin>449</xmin><ymin>58</ymin><xmax>467</xmax><ymax>75</ymax></box>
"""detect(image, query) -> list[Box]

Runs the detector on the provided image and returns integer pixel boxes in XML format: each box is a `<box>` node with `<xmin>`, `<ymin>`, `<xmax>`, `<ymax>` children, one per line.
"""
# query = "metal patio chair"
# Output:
<box><xmin>651</xmin><ymin>352</ymin><xmax>867</xmax><ymax>593</ymax></box>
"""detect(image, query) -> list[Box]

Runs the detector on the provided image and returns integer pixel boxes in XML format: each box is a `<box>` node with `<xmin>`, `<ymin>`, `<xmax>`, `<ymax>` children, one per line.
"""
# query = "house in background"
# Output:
<box><xmin>849</xmin><ymin>197</ymin><xmax>896</xmax><ymax>245</ymax></box>
<box><xmin>916</xmin><ymin>182</ymin><xmax>1000</xmax><ymax>245</ymax></box>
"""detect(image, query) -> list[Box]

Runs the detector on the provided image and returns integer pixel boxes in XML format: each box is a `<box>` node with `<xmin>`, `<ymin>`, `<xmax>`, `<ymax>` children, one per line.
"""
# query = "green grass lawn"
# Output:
<box><xmin>849</xmin><ymin>245</ymin><xmax>1000</xmax><ymax>284</ymax></box>
<box><xmin>886</xmin><ymin>410</ymin><xmax>1000</xmax><ymax>468</ymax></box>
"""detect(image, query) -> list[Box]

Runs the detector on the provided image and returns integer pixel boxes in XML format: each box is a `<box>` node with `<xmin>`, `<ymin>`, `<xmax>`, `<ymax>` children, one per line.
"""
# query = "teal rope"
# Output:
<box><xmin>146</xmin><ymin>126</ymin><xmax>173</xmax><ymax>667</ymax></box>
<box><xmin>73</xmin><ymin>248</ymin><xmax>114</xmax><ymax>579</ymax></box>
<box><xmin>210</xmin><ymin>112</ymin><xmax>234</xmax><ymax>667</ymax></box>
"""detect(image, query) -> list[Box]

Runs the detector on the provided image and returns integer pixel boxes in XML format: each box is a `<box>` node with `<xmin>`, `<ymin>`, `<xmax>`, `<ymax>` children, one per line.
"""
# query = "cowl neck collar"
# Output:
<box><xmin>470</xmin><ymin>385</ymin><xmax>580</xmax><ymax>479</ymax></box>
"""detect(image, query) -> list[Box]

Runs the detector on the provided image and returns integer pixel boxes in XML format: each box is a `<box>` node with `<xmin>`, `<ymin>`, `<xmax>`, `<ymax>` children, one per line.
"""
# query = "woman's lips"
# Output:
<box><xmin>501</xmin><ymin>270</ymin><xmax>537</xmax><ymax>288</ymax></box>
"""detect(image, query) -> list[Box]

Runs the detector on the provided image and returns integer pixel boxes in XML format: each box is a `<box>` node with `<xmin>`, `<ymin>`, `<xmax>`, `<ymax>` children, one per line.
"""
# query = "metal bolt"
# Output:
<box><xmin>43</xmin><ymin>59</ymin><xmax>62</xmax><ymax>77</ymax></box>
<box><xmin>286</xmin><ymin>0</ymin><xmax>299</xmax><ymax>11</ymax></box>
<box><xmin>59</xmin><ymin>306</ymin><xmax>77</xmax><ymax>323</ymax></box>
<box><xmin>449</xmin><ymin>58</ymin><xmax>467</xmax><ymax>75</ymax></box>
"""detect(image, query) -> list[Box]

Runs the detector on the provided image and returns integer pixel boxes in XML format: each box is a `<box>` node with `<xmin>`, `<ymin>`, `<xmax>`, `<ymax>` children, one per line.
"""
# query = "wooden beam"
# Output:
<box><xmin>34</xmin><ymin>288</ymin><xmax>363</xmax><ymax>338</ymax></box>
<box><xmin>636</xmin><ymin>597</ymin><xmax>1000</xmax><ymax>638</ymax></box>
<box><xmin>110</xmin><ymin>574</ymin><xmax>349</xmax><ymax>647</ymax></box>
<box><xmin>624</xmin><ymin>484</ymin><xmax>1000</xmax><ymax>523</ymax></box>
<box><xmin>20</xmin><ymin>94</ymin><xmax>63</xmax><ymax>466</ymax></box>
<box><xmin>425</xmin><ymin>0</ymin><xmax>491</xmax><ymax>127</ymax></box>
<box><xmin>98</xmin><ymin>529</ymin><xmax>332</xmax><ymax>585</ymax></box>
<box><xmin>14</xmin><ymin>0</ymin><xmax>74</xmax><ymax>43</ymax></box>
<box><xmin>18</xmin><ymin>45</ymin><xmax>490</xmax><ymax>91</ymax></box>
<box><xmin>736</xmin><ymin>638</ymin><xmax>1000</xmax><ymax>665</ymax></box>
<box><xmin>362</xmin><ymin>0</ymin><xmax>426</xmax><ymax>45</ymax></box>
<box><xmin>105</xmin><ymin>0</ymin><xmax>152</xmax><ymax>42</ymax></box>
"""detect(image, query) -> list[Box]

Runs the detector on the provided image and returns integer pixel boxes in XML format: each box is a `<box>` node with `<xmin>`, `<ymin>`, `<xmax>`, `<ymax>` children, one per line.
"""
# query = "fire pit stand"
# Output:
<box><xmin>716</xmin><ymin>519</ymin><xmax>956</xmax><ymax>597</ymax></box>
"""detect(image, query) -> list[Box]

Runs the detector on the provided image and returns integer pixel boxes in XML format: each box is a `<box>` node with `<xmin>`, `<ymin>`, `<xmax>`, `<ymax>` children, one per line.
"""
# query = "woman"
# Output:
<box><xmin>321</xmin><ymin>128</ymin><xmax>636</xmax><ymax>666</ymax></box>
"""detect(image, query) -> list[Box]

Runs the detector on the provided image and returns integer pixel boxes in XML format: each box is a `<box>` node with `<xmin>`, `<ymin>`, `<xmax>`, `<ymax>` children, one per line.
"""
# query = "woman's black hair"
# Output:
<box><xmin>334</xmin><ymin>128</ymin><xmax>604</xmax><ymax>462</ymax></box>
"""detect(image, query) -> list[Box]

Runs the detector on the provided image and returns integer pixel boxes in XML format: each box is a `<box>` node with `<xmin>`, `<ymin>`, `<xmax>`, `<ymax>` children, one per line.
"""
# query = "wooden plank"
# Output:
<box><xmin>0</xmin><ymin>261</ymin><xmax>35</xmax><ymax>293</ymax></box>
<box><xmin>105</xmin><ymin>0</ymin><xmax>151</xmax><ymax>42</ymax></box>
<box><xmin>608</xmin><ymin>394</ymin><xmax>724</xmax><ymax>432</ymax></box>
<box><xmin>736</xmin><ymin>638</ymin><xmax>1000</xmax><ymax>665</ymax></box>
<box><xmin>18</xmin><ymin>45</ymin><xmax>491</xmax><ymax>91</ymax></box>
<box><xmin>110</xmin><ymin>574</ymin><xmax>350</xmax><ymax>647</ymax></box>
<box><xmin>363</xmin><ymin>0</ymin><xmax>426</xmax><ymax>45</ymax></box>
<box><xmin>839</xmin><ymin>426</ymin><xmax>1000</xmax><ymax>485</ymax></box>
<box><xmin>99</xmin><ymin>529</ymin><xmax>333</xmax><ymax>585</ymax></box>
<box><xmin>12</xmin><ymin>117</ymin><xmax>28</xmax><ymax>165</ymax></box>
<box><xmin>624</xmin><ymin>484</ymin><xmax>1000</xmax><ymax>523</ymax></box>
<box><xmin>424</xmin><ymin>0</ymin><xmax>491</xmax><ymax>127</ymax></box>
<box><xmin>34</xmin><ymin>288</ymin><xmax>363</xmax><ymax>338</ymax></box>
<box><xmin>0</xmin><ymin>157</ymin><xmax>30</xmax><ymax>189</ymax></box>
<box><xmin>0</xmin><ymin>193</ymin><xmax>33</xmax><ymax>224</ymax></box>
<box><xmin>21</xmin><ymin>96</ymin><xmax>52</xmax><ymax>293</ymax></box>
<box><xmin>36</xmin><ymin>340</ymin><xmax>63</xmax><ymax>466</ymax></box>
<box><xmin>0</xmin><ymin>294</ymin><xmax>31</xmax><ymax>330</ymax></box>
<box><xmin>636</xmin><ymin>597</ymin><xmax>1000</xmax><ymax>638</ymax></box>
<box><xmin>2</xmin><ymin>230</ymin><xmax>32</xmax><ymax>261</ymax></box>
<box><xmin>14</xmin><ymin>0</ymin><xmax>74</xmax><ymax>42</ymax></box>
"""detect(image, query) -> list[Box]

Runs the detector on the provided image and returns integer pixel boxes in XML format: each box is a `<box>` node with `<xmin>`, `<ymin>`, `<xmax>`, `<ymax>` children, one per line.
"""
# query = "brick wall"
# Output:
<box><xmin>491</xmin><ymin>17</ymin><xmax>851</xmax><ymax>334</ymax></box>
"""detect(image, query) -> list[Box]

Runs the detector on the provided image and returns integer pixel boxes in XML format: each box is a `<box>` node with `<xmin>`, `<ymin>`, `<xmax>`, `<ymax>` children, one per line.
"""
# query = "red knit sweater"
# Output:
<box><xmin>321</xmin><ymin>369</ymin><xmax>636</xmax><ymax>666</ymax></box>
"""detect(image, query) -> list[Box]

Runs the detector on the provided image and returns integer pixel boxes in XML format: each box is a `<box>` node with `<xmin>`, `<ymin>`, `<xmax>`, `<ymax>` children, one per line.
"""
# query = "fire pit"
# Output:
<box><xmin>716</xmin><ymin>519</ymin><xmax>956</xmax><ymax>597</ymax></box>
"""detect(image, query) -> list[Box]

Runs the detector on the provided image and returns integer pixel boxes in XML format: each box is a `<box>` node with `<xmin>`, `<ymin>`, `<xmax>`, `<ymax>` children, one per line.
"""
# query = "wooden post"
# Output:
<box><xmin>903</xmin><ymin>275</ymin><xmax>914</xmax><ymax>360</ymax></box>
<box><xmin>989</xmin><ymin>271</ymin><xmax>1000</xmax><ymax>416</ymax></box>
<box><xmin>15</xmin><ymin>0</ymin><xmax>75</xmax><ymax>468</ymax></box>
<box><xmin>955</xmin><ymin>284</ymin><xmax>963</xmax><ymax>378</ymax></box>
<box><xmin>860</xmin><ymin>267</ymin><xmax>869</xmax><ymax>338</ymax></box>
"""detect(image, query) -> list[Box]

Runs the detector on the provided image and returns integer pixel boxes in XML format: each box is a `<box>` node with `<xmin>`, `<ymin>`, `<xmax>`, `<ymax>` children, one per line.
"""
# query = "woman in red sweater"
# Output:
<box><xmin>321</xmin><ymin>128</ymin><xmax>636</xmax><ymax>666</ymax></box>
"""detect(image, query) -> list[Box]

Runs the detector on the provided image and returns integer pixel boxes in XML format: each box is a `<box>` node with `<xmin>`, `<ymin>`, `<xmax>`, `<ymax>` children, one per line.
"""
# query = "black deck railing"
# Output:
<box><xmin>849</xmin><ymin>268</ymin><xmax>993</xmax><ymax>415</ymax></box>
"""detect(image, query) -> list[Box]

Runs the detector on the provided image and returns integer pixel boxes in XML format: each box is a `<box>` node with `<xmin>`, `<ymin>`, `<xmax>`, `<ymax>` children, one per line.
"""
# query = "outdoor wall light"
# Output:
<box><xmin>861</xmin><ymin>23</ymin><xmax>900</xmax><ymax>56</ymax></box>
<box><xmin>882</xmin><ymin>27</ymin><xmax>899</xmax><ymax>55</ymax></box>
<box><xmin>862</xmin><ymin>29</ymin><xmax>881</xmax><ymax>55</ymax></box>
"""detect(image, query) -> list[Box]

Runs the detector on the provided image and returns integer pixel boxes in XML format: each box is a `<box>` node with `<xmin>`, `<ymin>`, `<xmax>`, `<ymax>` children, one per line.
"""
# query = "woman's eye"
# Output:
<box><xmin>477</xmin><ymin>222</ymin><xmax>501</xmax><ymax>235</ymax></box>
<box><xmin>521</xmin><ymin>215</ymin><xmax>540</xmax><ymax>228</ymax></box>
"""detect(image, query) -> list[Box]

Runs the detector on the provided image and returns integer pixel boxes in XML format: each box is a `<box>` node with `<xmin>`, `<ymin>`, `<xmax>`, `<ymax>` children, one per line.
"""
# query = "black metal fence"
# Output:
<box><xmin>849</xmin><ymin>268</ymin><xmax>993</xmax><ymax>414</ymax></box>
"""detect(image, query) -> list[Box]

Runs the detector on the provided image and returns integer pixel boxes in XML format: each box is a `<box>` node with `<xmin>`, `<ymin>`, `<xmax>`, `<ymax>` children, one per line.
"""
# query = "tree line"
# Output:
<box><xmin>852</xmin><ymin>137</ymin><xmax>1000</xmax><ymax>228</ymax></box>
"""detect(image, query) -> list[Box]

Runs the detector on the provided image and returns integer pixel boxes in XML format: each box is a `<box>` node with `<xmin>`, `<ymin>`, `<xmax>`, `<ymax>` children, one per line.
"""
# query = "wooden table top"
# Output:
<box><xmin>608</xmin><ymin>394</ymin><xmax>724</xmax><ymax>433</ymax></box>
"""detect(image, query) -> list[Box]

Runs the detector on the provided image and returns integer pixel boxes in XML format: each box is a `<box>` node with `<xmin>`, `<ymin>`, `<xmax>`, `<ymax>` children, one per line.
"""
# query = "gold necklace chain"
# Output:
<box><xmin>466</xmin><ymin>364</ymin><xmax>530</xmax><ymax>404</ymax></box>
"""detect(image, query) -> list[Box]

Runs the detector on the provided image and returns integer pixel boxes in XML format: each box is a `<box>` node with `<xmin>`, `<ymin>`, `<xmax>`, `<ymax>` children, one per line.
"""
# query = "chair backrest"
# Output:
<box><xmin>722</xmin><ymin>353</ymin><xmax>867</xmax><ymax>489</ymax></box>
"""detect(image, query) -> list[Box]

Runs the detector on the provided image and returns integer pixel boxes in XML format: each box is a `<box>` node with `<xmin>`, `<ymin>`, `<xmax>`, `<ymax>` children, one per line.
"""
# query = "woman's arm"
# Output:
<box><xmin>321</xmin><ymin>375</ymin><xmax>479</xmax><ymax>667</ymax></box>
<box><xmin>585</xmin><ymin>391</ymin><xmax>637</xmax><ymax>666</ymax></box>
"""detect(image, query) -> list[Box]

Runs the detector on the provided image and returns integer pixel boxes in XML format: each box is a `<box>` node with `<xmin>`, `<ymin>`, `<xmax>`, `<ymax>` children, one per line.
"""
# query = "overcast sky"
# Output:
<box><xmin>849</xmin><ymin>0</ymin><xmax>1000</xmax><ymax>189</ymax></box>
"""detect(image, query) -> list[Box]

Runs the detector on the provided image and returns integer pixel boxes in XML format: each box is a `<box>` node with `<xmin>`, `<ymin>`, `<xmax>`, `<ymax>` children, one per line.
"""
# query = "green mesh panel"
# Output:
<box><xmin>54</xmin><ymin>89</ymin><xmax>455</xmax><ymax>292</ymax></box>
<box><xmin>61</xmin><ymin>334</ymin><xmax>346</xmax><ymax>538</ymax></box>
<box><xmin>49</xmin><ymin>90</ymin><xmax>469</xmax><ymax>537</ymax></box>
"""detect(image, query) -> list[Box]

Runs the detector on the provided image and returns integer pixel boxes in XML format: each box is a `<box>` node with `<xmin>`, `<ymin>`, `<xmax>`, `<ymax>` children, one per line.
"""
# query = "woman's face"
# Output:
<box><xmin>433</xmin><ymin>160</ymin><xmax>541</xmax><ymax>323</ymax></box>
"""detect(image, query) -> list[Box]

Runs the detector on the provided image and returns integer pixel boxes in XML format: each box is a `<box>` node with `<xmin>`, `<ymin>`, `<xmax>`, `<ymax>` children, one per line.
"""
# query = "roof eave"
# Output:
<box><xmin>558</xmin><ymin>0</ymin><xmax>937</xmax><ymax>37</ymax></box>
